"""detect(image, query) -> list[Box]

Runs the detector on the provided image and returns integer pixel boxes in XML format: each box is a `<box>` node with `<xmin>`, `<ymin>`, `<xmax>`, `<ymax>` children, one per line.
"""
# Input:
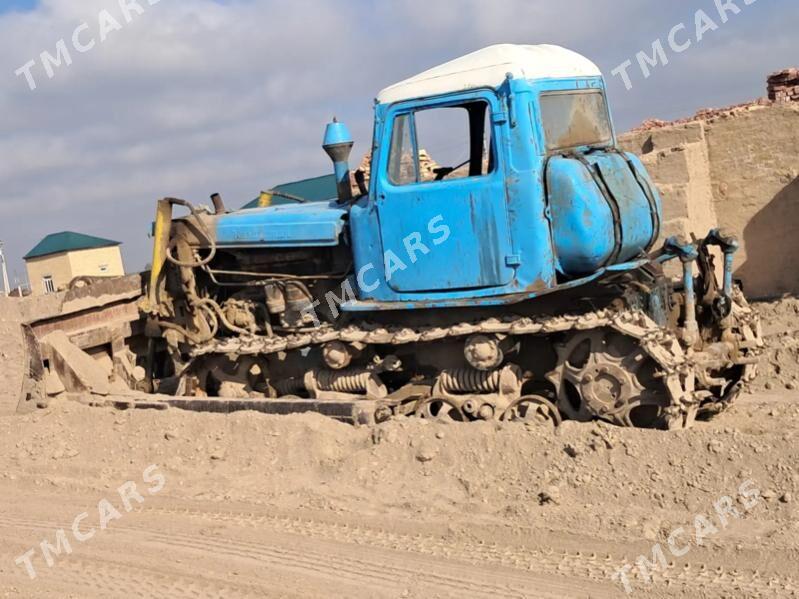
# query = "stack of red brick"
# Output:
<box><xmin>768</xmin><ymin>68</ymin><xmax>799</xmax><ymax>103</ymax></box>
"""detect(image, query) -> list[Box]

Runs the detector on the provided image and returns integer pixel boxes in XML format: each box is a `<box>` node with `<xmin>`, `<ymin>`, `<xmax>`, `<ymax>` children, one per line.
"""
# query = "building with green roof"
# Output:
<box><xmin>242</xmin><ymin>174</ymin><xmax>338</xmax><ymax>209</ymax></box>
<box><xmin>24</xmin><ymin>231</ymin><xmax>124</xmax><ymax>295</ymax></box>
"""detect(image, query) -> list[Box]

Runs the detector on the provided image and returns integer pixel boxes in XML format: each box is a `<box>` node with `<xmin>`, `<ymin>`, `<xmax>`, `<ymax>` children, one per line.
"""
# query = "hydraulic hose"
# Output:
<box><xmin>162</xmin><ymin>197</ymin><xmax>218</xmax><ymax>268</ymax></box>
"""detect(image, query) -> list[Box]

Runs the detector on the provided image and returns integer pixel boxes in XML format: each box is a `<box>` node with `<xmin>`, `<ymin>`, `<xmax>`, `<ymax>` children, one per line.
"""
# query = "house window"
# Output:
<box><xmin>387</xmin><ymin>100</ymin><xmax>494</xmax><ymax>186</ymax></box>
<box><xmin>42</xmin><ymin>276</ymin><xmax>55</xmax><ymax>294</ymax></box>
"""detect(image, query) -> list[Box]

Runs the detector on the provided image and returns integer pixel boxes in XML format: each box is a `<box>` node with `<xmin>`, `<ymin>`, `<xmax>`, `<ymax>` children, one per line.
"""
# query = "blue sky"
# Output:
<box><xmin>0</xmin><ymin>0</ymin><xmax>796</xmax><ymax>284</ymax></box>
<box><xmin>0</xmin><ymin>0</ymin><xmax>37</xmax><ymax>15</ymax></box>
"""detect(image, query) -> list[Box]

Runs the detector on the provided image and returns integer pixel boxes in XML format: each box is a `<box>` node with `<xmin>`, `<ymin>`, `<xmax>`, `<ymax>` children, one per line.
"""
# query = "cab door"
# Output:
<box><xmin>376</xmin><ymin>92</ymin><xmax>515</xmax><ymax>293</ymax></box>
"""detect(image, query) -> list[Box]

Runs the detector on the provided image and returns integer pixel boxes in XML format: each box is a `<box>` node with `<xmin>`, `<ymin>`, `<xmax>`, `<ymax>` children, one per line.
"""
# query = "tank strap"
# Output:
<box><xmin>569</xmin><ymin>152</ymin><xmax>623</xmax><ymax>267</ymax></box>
<box><xmin>609</xmin><ymin>148</ymin><xmax>661</xmax><ymax>251</ymax></box>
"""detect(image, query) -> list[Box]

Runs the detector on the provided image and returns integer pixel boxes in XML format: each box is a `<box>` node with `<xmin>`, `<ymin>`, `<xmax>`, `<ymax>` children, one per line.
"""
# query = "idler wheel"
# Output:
<box><xmin>501</xmin><ymin>395</ymin><xmax>562</xmax><ymax>427</ymax></box>
<box><xmin>414</xmin><ymin>397</ymin><xmax>466</xmax><ymax>422</ymax></box>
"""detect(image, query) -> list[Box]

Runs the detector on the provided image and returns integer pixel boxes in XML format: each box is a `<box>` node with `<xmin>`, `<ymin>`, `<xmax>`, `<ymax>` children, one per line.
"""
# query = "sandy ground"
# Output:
<box><xmin>752</xmin><ymin>298</ymin><xmax>799</xmax><ymax>392</ymax></box>
<box><xmin>0</xmin><ymin>298</ymin><xmax>796</xmax><ymax>598</ymax></box>
<box><xmin>0</xmin><ymin>388</ymin><xmax>797</xmax><ymax>599</ymax></box>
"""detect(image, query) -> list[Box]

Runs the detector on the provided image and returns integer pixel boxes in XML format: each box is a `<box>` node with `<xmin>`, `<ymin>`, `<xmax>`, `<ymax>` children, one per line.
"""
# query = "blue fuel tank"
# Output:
<box><xmin>546</xmin><ymin>151</ymin><xmax>661</xmax><ymax>276</ymax></box>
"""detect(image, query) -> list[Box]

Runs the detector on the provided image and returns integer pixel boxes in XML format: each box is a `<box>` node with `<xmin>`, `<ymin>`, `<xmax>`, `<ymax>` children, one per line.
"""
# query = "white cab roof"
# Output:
<box><xmin>377</xmin><ymin>44</ymin><xmax>602</xmax><ymax>105</ymax></box>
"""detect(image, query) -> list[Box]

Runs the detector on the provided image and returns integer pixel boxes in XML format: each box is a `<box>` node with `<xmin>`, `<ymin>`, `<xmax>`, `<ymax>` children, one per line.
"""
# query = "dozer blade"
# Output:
<box><xmin>147</xmin><ymin>198</ymin><xmax>174</xmax><ymax>310</ymax></box>
<box><xmin>0</xmin><ymin>300</ymin><xmax>44</xmax><ymax>416</ymax></box>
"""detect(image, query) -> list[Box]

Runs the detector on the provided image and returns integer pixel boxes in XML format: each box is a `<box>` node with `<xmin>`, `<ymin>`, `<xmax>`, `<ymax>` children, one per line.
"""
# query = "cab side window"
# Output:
<box><xmin>387</xmin><ymin>101</ymin><xmax>494</xmax><ymax>186</ymax></box>
<box><xmin>388</xmin><ymin>113</ymin><xmax>418</xmax><ymax>185</ymax></box>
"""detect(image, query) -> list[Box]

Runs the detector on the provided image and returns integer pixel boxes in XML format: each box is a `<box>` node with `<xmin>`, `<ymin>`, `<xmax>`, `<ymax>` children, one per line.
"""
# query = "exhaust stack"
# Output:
<box><xmin>323</xmin><ymin>118</ymin><xmax>354</xmax><ymax>204</ymax></box>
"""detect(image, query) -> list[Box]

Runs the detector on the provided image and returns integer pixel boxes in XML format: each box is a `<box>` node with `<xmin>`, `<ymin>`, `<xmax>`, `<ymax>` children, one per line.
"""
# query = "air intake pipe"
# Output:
<box><xmin>323</xmin><ymin>118</ymin><xmax>354</xmax><ymax>204</ymax></box>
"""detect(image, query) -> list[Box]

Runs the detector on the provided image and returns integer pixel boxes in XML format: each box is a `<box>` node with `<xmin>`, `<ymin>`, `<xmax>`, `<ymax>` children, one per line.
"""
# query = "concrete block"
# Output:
<box><xmin>656</xmin><ymin>184</ymin><xmax>691</xmax><ymax>221</ymax></box>
<box><xmin>644</xmin><ymin>148</ymin><xmax>693</xmax><ymax>186</ymax></box>
<box><xmin>43</xmin><ymin>330</ymin><xmax>110</xmax><ymax>396</ymax></box>
<box><xmin>650</xmin><ymin>122</ymin><xmax>705</xmax><ymax>150</ymax></box>
<box><xmin>658</xmin><ymin>217</ymin><xmax>692</xmax><ymax>241</ymax></box>
<box><xmin>44</xmin><ymin>369</ymin><xmax>66</xmax><ymax>397</ymax></box>
<box><xmin>619</xmin><ymin>122</ymin><xmax>705</xmax><ymax>155</ymax></box>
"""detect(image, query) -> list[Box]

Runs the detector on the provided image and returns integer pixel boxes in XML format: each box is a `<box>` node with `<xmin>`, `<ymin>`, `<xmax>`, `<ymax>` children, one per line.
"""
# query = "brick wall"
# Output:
<box><xmin>620</xmin><ymin>99</ymin><xmax>799</xmax><ymax>298</ymax></box>
<box><xmin>768</xmin><ymin>69</ymin><xmax>799</xmax><ymax>103</ymax></box>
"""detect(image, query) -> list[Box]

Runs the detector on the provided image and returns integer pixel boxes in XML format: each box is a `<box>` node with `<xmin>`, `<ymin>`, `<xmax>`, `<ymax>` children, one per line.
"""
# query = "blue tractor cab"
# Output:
<box><xmin>346</xmin><ymin>44</ymin><xmax>660</xmax><ymax>308</ymax></box>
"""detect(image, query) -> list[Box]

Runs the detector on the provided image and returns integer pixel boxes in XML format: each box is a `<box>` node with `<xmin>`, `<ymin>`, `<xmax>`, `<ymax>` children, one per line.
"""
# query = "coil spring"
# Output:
<box><xmin>273</xmin><ymin>377</ymin><xmax>305</xmax><ymax>396</ymax></box>
<box><xmin>438</xmin><ymin>368</ymin><xmax>501</xmax><ymax>394</ymax></box>
<box><xmin>315</xmin><ymin>369</ymin><xmax>372</xmax><ymax>394</ymax></box>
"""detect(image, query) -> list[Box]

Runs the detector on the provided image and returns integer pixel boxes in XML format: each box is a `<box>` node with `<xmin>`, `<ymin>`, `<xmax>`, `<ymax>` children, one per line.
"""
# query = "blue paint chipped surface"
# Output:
<box><xmin>216</xmin><ymin>201</ymin><xmax>347</xmax><ymax>248</ymax></box>
<box><xmin>546</xmin><ymin>151</ymin><xmax>659</xmax><ymax>276</ymax></box>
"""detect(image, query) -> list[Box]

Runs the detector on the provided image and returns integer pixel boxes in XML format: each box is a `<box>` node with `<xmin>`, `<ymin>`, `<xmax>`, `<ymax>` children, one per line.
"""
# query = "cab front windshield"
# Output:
<box><xmin>540</xmin><ymin>91</ymin><xmax>612</xmax><ymax>153</ymax></box>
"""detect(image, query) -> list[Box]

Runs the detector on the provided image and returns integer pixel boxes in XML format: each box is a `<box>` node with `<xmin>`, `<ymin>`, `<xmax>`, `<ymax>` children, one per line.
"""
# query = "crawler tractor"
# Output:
<box><xmin>142</xmin><ymin>44</ymin><xmax>761</xmax><ymax>429</ymax></box>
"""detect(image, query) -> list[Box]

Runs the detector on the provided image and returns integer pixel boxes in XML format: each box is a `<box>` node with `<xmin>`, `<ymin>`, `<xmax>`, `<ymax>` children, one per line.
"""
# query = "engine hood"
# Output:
<box><xmin>215</xmin><ymin>201</ymin><xmax>348</xmax><ymax>248</ymax></box>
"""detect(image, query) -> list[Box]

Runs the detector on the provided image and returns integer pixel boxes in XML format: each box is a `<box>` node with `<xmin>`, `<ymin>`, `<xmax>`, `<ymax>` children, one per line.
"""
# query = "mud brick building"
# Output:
<box><xmin>620</xmin><ymin>71</ymin><xmax>799</xmax><ymax>298</ymax></box>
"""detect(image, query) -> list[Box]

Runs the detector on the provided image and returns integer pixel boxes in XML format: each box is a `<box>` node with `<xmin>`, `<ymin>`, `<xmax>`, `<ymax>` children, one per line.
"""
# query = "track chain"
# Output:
<box><xmin>189</xmin><ymin>294</ymin><xmax>761</xmax><ymax>426</ymax></box>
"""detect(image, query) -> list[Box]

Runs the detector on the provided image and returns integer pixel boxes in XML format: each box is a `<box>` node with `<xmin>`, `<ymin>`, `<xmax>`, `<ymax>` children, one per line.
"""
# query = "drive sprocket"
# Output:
<box><xmin>547</xmin><ymin>328</ymin><xmax>669</xmax><ymax>428</ymax></box>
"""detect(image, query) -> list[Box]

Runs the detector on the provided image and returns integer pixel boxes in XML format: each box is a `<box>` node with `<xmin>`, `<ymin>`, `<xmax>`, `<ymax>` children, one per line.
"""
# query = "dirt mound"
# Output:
<box><xmin>752</xmin><ymin>297</ymin><xmax>799</xmax><ymax>391</ymax></box>
<box><xmin>0</xmin><ymin>298</ymin><xmax>42</xmax><ymax>416</ymax></box>
<box><xmin>1</xmin><ymin>390</ymin><xmax>797</xmax><ymax>597</ymax></box>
